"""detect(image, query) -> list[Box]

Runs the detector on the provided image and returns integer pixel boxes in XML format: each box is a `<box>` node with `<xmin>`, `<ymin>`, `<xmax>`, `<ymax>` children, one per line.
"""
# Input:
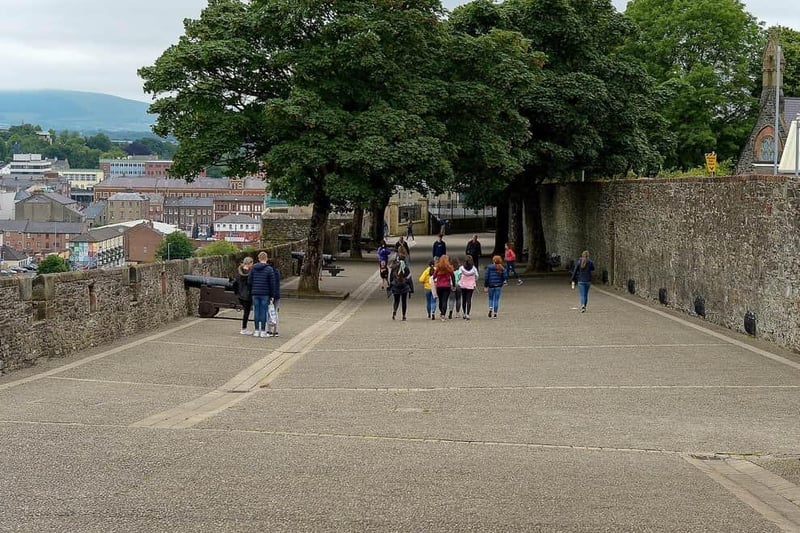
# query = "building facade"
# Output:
<box><xmin>106</xmin><ymin>192</ymin><xmax>151</xmax><ymax>224</ymax></box>
<box><xmin>213</xmin><ymin>195</ymin><xmax>265</xmax><ymax>221</ymax></box>
<box><xmin>69</xmin><ymin>226</ymin><xmax>126</xmax><ymax>269</ymax></box>
<box><xmin>122</xmin><ymin>222</ymin><xmax>164</xmax><ymax>263</ymax></box>
<box><xmin>93</xmin><ymin>177</ymin><xmax>266</xmax><ymax>201</ymax></box>
<box><xmin>60</xmin><ymin>169</ymin><xmax>104</xmax><ymax>190</ymax></box>
<box><xmin>0</xmin><ymin>220</ymin><xmax>86</xmax><ymax>257</ymax></box>
<box><xmin>163</xmin><ymin>197</ymin><xmax>214</xmax><ymax>235</ymax></box>
<box><xmin>15</xmin><ymin>191</ymin><xmax>84</xmax><ymax>223</ymax></box>
<box><xmin>213</xmin><ymin>214</ymin><xmax>261</xmax><ymax>243</ymax></box>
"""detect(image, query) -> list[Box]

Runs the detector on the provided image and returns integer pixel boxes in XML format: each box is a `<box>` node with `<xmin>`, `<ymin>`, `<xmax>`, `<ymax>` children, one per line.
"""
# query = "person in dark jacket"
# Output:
<box><xmin>235</xmin><ymin>256</ymin><xmax>254</xmax><ymax>335</ymax></box>
<box><xmin>483</xmin><ymin>255</ymin><xmax>508</xmax><ymax>318</ymax></box>
<box><xmin>248</xmin><ymin>251</ymin><xmax>277</xmax><ymax>337</ymax></box>
<box><xmin>432</xmin><ymin>234</ymin><xmax>446</xmax><ymax>260</ymax></box>
<box><xmin>389</xmin><ymin>269</ymin><xmax>413</xmax><ymax>320</ymax></box>
<box><xmin>571</xmin><ymin>250</ymin><xmax>595</xmax><ymax>313</ymax></box>
<box><xmin>465</xmin><ymin>235</ymin><xmax>482</xmax><ymax>270</ymax></box>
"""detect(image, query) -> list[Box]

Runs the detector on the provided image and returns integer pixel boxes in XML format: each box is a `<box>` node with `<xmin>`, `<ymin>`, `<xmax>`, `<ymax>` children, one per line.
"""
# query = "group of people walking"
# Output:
<box><xmin>229</xmin><ymin>236</ymin><xmax>596</xmax><ymax>338</ymax></box>
<box><xmin>234</xmin><ymin>251</ymin><xmax>281</xmax><ymax>338</ymax></box>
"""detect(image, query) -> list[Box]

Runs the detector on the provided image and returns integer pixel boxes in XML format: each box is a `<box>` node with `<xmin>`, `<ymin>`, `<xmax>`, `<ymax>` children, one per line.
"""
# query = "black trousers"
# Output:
<box><xmin>437</xmin><ymin>287</ymin><xmax>451</xmax><ymax>317</ymax></box>
<box><xmin>392</xmin><ymin>293</ymin><xmax>408</xmax><ymax>317</ymax></box>
<box><xmin>461</xmin><ymin>288</ymin><xmax>474</xmax><ymax>316</ymax></box>
<box><xmin>240</xmin><ymin>299</ymin><xmax>252</xmax><ymax>329</ymax></box>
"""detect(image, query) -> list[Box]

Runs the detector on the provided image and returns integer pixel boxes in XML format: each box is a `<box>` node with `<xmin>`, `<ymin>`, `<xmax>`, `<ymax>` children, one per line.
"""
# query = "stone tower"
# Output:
<box><xmin>735</xmin><ymin>32</ymin><xmax>788</xmax><ymax>174</ymax></box>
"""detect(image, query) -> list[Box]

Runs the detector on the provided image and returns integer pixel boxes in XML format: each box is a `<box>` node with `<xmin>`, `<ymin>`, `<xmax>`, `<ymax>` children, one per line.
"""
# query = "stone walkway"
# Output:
<box><xmin>1</xmin><ymin>233</ymin><xmax>799</xmax><ymax>532</ymax></box>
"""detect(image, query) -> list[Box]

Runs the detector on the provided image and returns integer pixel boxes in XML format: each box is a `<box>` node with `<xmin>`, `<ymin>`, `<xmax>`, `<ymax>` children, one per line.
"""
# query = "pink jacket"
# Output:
<box><xmin>504</xmin><ymin>248</ymin><xmax>516</xmax><ymax>262</ymax></box>
<box><xmin>458</xmin><ymin>266</ymin><xmax>478</xmax><ymax>289</ymax></box>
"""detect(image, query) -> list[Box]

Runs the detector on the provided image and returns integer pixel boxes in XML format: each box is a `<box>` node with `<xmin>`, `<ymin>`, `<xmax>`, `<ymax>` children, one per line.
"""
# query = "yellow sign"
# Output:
<box><xmin>705</xmin><ymin>151</ymin><xmax>717</xmax><ymax>174</ymax></box>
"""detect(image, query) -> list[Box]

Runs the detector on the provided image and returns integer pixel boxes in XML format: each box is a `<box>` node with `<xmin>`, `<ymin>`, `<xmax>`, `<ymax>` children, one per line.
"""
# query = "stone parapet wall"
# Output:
<box><xmin>542</xmin><ymin>175</ymin><xmax>800</xmax><ymax>352</ymax></box>
<box><xmin>0</xmin><ymin>241</ymin><xmax>304</xmax><ymax>374</ymax></box>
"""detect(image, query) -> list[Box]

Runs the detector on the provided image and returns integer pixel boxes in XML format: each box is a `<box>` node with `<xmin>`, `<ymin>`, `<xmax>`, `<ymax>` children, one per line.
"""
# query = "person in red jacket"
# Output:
<box><xmin>504</xmin><ymin>242</ymin><xmax>523</xmax><ymax>285</ymax></box>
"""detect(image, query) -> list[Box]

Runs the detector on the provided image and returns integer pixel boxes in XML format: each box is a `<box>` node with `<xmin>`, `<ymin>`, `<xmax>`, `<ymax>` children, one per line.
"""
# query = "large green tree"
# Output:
<box><xmin>624</xmin><ymin>0</ymin><xmax>763</xmax><ymax>169</ymax></box>
<box><xmin>140</xmin><ymin>0</ymin><xmax>452</xmax><ymax>291</ymax></box>
<box><xmin>450</xmin><ymin>0</ymin><xmax>667</xmax><ymax>268</ymax></box>
<box><xmin>156</xmin><ymin>232</ymin><xmax>194</xmax><ymax>260</ymax></box>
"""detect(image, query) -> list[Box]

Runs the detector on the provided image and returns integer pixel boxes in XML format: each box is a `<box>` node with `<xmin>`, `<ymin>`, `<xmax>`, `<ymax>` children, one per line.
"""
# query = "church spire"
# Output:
<box><xmin>762</xmin><ymin>29</ymin><xmax>785</xmax><ymax>88</ymax></box>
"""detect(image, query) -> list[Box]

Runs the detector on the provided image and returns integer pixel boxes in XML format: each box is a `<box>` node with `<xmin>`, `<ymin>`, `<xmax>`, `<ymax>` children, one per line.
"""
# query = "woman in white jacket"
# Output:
<box><xmin>458</xmin><ymin>255</ymin><xmax>479</xmax><ymax>320</ymax></box>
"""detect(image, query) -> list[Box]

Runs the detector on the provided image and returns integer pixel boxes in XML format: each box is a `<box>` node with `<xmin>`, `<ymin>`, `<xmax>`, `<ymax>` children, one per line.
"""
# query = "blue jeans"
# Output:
<box><xmin>577</xmin><ymin>282</ymin><xmax>590</xmax><ymax>307</ymax></box>
<box><xmin>253</xmin><ymin>295</ymin><xmax>268</xmax><ymax>331</ymax></box>
<box><xmin>487</xmin><ymin>287</ymin><xmax>502</xmax><ymax>313</ymax></box>
<box><xmin>424</xmin><ymin>289</ymin><xmax>436</xmax><ymax>316</ymax></box>
<box><xmin>506</xmin><ymin>261</ymin><xmax>518</xmax><ymax>279</ymax></box>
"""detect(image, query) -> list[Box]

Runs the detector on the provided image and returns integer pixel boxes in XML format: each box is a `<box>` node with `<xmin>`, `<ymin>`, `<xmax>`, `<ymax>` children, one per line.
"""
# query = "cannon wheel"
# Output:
<box><xmin>198</xmin><ymin>302</ymin><xmax>219</xmax><ymax>318</ymax></box>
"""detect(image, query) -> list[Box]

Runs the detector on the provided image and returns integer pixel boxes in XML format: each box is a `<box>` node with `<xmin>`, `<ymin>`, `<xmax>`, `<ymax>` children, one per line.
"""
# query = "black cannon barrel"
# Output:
<box><xmin>291</xmin><ymin>251</ymin><xmax>336</xmax><ymax>265</ymax></box>
<box><xmin>183</xmin><ymin>275</ymin><xmax>234</xmax><ymax>290</ymax></box>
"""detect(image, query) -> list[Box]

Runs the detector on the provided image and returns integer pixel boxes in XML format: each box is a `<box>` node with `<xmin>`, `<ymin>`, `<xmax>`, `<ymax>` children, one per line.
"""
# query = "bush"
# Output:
<box><xmin>37</xmin><ymin>255</ymin><xmax>71</xmax><ymax>274</ymax></box>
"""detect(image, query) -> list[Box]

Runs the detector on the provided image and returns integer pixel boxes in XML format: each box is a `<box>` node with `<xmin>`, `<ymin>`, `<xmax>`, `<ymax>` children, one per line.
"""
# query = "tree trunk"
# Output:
<box><xmin>493</xmin><ymin>198</ymin><xmax>509</xmax><ymax>257</ymax></box>
<box><xmin>509</xmin><ymin>193</ymin><xmax>524</xmax><ymax>258</ymax></box>
<box><xmin>368</xmin><ymin>202</ymin><xmax>382</xmax><ymax>242</ymax></box>
<box><xmin>298</xmin><ymin>179</ymin><xmax>331</xmax><ymax>293</ymax></box>
<box><xmin>350</xmin><ymin>205</ymin><xmax>364</xmax><ymax>259</ymax></box>
<box><xmin>526</xmin><ymin>186</ymin><xmax>548</xmax><ymax>272</ymax></box>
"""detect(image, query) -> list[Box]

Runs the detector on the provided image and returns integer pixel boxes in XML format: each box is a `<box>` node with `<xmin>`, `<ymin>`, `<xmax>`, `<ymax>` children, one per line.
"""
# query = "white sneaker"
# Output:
<box><xmin>260</xmin><ymin>331</ymin><xmax>268</xmax><ymax>337</ymax></box>
<box><xmin>240</xmin><ymin>329</ymin><xmax>253</xmax><ymax>335</ymax></box>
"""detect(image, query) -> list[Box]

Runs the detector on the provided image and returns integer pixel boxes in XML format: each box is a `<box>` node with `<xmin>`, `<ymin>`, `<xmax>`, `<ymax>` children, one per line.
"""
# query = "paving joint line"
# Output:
<box><xmin>596</xmin><ymin>287</ymin><xmax>800</xmax><ymax>372</ymax></box>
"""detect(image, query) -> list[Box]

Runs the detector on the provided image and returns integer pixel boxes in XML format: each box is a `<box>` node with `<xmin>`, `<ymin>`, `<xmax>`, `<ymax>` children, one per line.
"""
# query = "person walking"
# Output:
<box><xmin>377</xmin><ymin>240</ymin><xmax>392</xmax><ymax>288</ymax></box>
<box><xmin>432</xmin><ymin>234</ymin><xmax>446</xmax><ymax>260</ymax></box>
<box><xmin>484</xmin><ymin>255</ymin><xmax>508</xmax><ymax>318</ymax></box>
<box><xmin>504</xmin><ymin>242</ymin><xmax>523</xmax><ymax>285</ymax></box>
<box><xmin>389</xmin><ymin>269</ymin><xmax>413</xmax><ymax>320</ymax></box>
<box><xmin>465</xmin><ymin>235</ymin><xmax>482</xmax><ymax>270</ymax></box>
<box><xmin>418</xmin><ymin>259</ymin><xmax>437</xmax><ymax>319</ymax></box>
<box><xmin>447</xmin><ymin>257</ymin><xmax>462</xmax><ymax>319</ymax></box>
<box><xmin>406</xmin><ymin>218</ymin><xmax>415</xmax><ymax>241</ymax></box>
<box><xmin>458</xmin><ymin>255</ymin><xmax>479</xmax><ymax>320</ymax></box>
<box><xmin>235</xmin><ymin>256</ymin><xmax>254</xmax><ymax>335</ymax></box>
<box><xmin>248</xmin><ymin>251</ymin><xmax>277</xmax><ymax>338</ymax></box>
<box><xmin>571</xmin><ymin>250</ymin><xmax>595</xmax><ymax>313</ymax></box>
<box><xmin>395</xmin><ymin>235</ymin><xmax>411</xmax><ymax>263</ymax></box>
<box><xmin>432</xmin><ymin>254</ymin><xmax>456</xmax><ymax>321</ymax></box>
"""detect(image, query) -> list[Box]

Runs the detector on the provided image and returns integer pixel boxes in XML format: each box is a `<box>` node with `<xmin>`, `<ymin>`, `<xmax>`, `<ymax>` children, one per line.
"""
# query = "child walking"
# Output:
<box><xmin>418</xmin><ymin>259</ymin><xmax>437</xmax><ymax>319</ymax></box>
<box><xmin>458</xmin><ymin>255</ymin><xmax>479</xmax><ymax>320</ymax></box>
<box><xmin>504</xmin><ymin>242</ymin><xmax>523</xmax><ymax>285</ymax></box>
<box><xmin>484</xmin><ymin>255</ymin><xmax>508</xmax><ymax>318</ymax></box>
<box><xmin>447</xmin><ymin>257</ymin><xmax>462</xmax><ymax>319</ymax></box>
<box><xmin>432</xmin><ymin>254</ymin><xmax>456</xmax><ymax>321</ymax></box>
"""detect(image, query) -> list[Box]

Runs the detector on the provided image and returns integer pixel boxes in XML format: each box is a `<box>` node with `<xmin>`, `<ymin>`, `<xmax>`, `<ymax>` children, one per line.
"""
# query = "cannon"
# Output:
<box><xmin>183</xmin><ymin>275</ymin><xmax>242</xmax><ymax>318</ymax></box>
<box><xmin>291</xmin><ymin>251</ymin><xmax>344</xmax><ymax>276</ymax></box>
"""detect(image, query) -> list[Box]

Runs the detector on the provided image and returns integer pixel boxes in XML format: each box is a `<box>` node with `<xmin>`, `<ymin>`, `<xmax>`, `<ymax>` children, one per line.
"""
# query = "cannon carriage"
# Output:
<box><xmin>183</xmin><ymin>275</ymin><xmax>242</xmax><ymax>318</ymax></box>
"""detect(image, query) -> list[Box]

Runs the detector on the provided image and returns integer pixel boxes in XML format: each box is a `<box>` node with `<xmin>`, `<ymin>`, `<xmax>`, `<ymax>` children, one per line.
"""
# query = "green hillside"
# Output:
<box><xmin>0</xmin><ymin>89</ymin><xmax>153</xmax><ymax>133</ymax></box>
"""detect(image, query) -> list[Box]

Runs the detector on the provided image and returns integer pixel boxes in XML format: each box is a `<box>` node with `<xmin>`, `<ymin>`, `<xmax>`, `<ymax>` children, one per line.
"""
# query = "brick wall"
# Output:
<box><xmin>542</xmin><ymin>175</ymin><xmax>800</xmax><ymax>352</ymax></box>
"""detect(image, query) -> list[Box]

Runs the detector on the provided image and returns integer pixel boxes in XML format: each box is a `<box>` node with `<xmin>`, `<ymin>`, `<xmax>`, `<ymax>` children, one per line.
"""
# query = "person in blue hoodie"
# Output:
<box><xmin>248</xmin><ymin>251</ymin><xmax>277</xmax><ymax>338</ymax></box>
<box><xmin>571</xmin><ymin>250</ymin><xmax>595</xmax><ymax>313</ymax></box>
<box><xmin>431</xmin><ymin>234</ymin><xmax>446</xmax><ymax>260</ymax></box>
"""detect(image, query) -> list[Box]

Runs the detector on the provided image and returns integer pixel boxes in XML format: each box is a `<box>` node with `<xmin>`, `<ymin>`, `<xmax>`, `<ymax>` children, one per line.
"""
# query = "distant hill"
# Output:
<box><xmin>0</xmin><ymin>90</ymin><xmax>154</xmax><ymax>134</ymax></box>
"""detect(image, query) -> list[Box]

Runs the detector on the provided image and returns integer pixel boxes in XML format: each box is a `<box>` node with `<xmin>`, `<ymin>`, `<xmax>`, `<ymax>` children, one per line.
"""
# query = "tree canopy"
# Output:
<box><xmin>624</xmin><ymin>0</ymin><xmax>764</xmax><ymax>169</ymax></box>
<box><xmin>156</xmin><ymin>232</ymin><xmax>194</xmax><ymax>260</ymax></box>
<box><xmin>141</xmin><ymin>0</ymin><xmax>460</xmax><ymax>291</ymax></box>
<box><xmin>38</xmin><ymin>255</ymin><xmax>71</xmax><ymax>274</ymax></box>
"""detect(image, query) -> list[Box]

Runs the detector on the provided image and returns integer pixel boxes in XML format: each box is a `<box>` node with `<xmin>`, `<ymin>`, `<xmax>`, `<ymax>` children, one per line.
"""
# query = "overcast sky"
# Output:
<box><xmin>0</xmin><ymin>0</ymin><xmax>797</xmax><ymax>103</ymax></box>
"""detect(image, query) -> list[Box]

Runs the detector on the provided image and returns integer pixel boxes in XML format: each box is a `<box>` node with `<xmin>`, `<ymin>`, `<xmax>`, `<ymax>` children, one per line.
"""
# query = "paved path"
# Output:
<box><xmin>2</xmin><ymin>233</ymin><xmax>800</xmax><ymax>532</ymax></box>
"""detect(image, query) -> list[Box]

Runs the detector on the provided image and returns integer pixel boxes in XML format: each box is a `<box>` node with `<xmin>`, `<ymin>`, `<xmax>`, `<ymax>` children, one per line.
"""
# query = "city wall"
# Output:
<box><xmin>541</xmin><ymin>175</ymin><xmax>800</xmax><ymax>352</ymax></box>
<box><xmin>0</xmin><ymin>242</ymin><xmax>301</xmax><ymax>373</ymax></box>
